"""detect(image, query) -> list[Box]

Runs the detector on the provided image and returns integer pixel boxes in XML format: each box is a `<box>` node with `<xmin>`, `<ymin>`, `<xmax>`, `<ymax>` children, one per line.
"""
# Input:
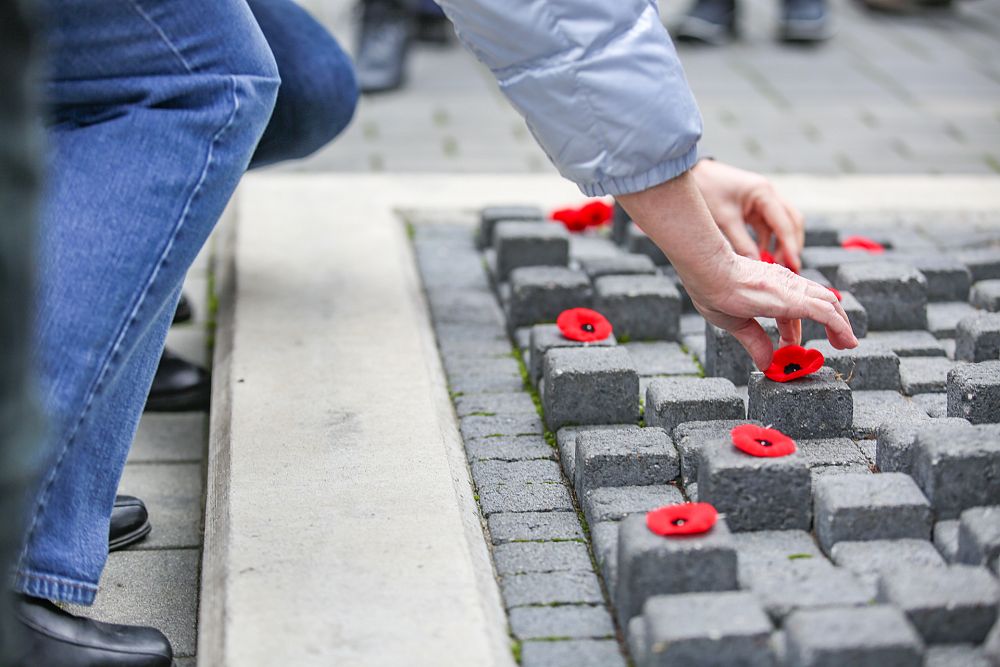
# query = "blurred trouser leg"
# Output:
<box><xmin>0</xmin><ymin>0</ymin><xmax>43</xmax><ymax>660</ymax></box>
<box><xmin>13</xmin><ymin>0</ymin><xmax>279</xmax><ymax>606</ymax></box>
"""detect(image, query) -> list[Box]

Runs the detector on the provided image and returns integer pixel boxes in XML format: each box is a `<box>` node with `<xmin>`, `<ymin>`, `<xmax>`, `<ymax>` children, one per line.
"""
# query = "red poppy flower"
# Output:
<box><xmin>760</xmin><ymin>250</ymin><xmax>776</xmax><ymax>264</ymax></box>
<box><xmin>731</xmin><ymin>424</ymin><xmax>797</xmax><ymax>457</ymax></box>
<box><xmin>578</xmin><ymin>201</ymin><xmax>613</xmax><ymax>227</ymax></box>
<box><xmin>556</xmin><ymin>308</ymin><xmax>613</xmax><ymax>342</ymax></box>
<box><xmin>646</xmin><ymin>503</ymin><xmax>718</xmax><ymax>536</ymax></box>
<box><xmin>550</xmin><ymin>208</ymin><xmax>589</xmax><ymax>233</ymax></box>
<box><xmin>827</xmin><ymin>286</ymin><xmax>843</xmax><ymax>302</ymax></box>
<box><xmin>841</xmin><ymin>235</ymin><xmax>885</xmax><ymax>253</ymax></box>
<box><xmin>764</xmin><ymin>345</ymin><xmax>825</xmax><ymax>382</ymax></box>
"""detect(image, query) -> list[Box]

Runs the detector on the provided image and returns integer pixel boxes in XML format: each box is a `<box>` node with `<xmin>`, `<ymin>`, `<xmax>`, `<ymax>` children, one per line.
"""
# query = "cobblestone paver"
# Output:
<box><xmin>411</xmin><ymin>206</ymin><xmax>1000</xmax><ymax>665</ymax></box>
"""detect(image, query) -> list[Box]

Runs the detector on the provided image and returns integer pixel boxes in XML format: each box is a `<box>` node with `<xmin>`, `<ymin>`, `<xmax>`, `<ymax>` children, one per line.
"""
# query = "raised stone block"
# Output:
<box><xmin>877</xmin><ymin>565</ymin><xmax>1000</xmax><ymax>644</ymax></box>
<box><xmin>957</xmin><ymin>506</ymin><xmax>1000</xmax><ymax>571</ymax></box>
<box><xmin>808</xmin><ymin>339</ymin><xmax>900</xmax><ymax>390</ymax></box>
<box><xmin>851</xmin><ymin>390</ymin><xmax>929</xmax><ymax>439</ymax></box>
<box><xmin>573</xmin><ymin>426</ymin><xmax>679</xmax><ymax>495</ymax></box>
<box><xmin>784</xmin><ymin>606</ymin><xmax>923</xmax><ymax>667</ymax></box>
<box><xmin>704</xmin><ymin>321</ymin><xmax>779</xmax><ymax>385</ymax></box>
<box><xmin>748</xmin><ymin>367</ymin><xmax>852</xmax><ymax>439</ymax></box>
<box><xmin>953</xmin><ymin>248</ymin><xmax>1000</xmax><ymax>282</ymax></box>
<box><xmin>477</xmin><ymin>205</ymin><xmax>543</xmax><ymax>249</ymax></box>
<box><xmin>971</xmin><ymin>279</ymin><xmax>1000</xmax><ymax>312</ymax></box>
<box><xmin>593</xmin><ymin>275</ymin><xmax>680</xmax><ymax>341</ymax></box>
<box><xmin>506</xmin><ymin>266</ymin><xmax>592</xmax><ymax>330</ymax></box>
<box><xmin>804</xmin><ymin>219</ymin><xmax>839</xmax><ymax>247</ymax></box>
<box><xmin>740</xmin><ymin>559</ymin><xmax>874</xmax><ymax>622</ymax></box>
<box><xmin>646</xmin><ymin>377</ymin><xmax>745</xmax><ymax>436</ymax></box>
<box><xmin>899</xmin><ymin>357</ymin><xmax>959</xmax><ymax>395</ymax></box>
<box><xmin>625</xmin><ymin>226</ymin><xmax>668</xmax><ymax>265</ymax></box>
<box><xmin>582</xmin><ymin>484</ymin><xmax>684</xmax><ymax>526</ymax></box>
<box><xmin>615</xmin><ymin>513</ymin><xmax>738</xmax><ymax>623</ymax></box>
<box><xmin>732</xmin><ymin>530</ymin><xmax>824</xmax><ymax>574</ymax></box>
<box><xmin>542</xmin><ymin>347</ymin><xmax>640</xmax><ymax>430</ymax></box>
<box><xmin>796</xmin><ymin>438</ymin><xmax>868</xmax><ymax>469</ymax></box>
<box><xmin>802</xmin><ymin>290</ymin><xmax>869</xmax><ymax>344</ymax></box>
<box><xmin>813</xmin><ymin>473</ymin><xmax>932</xmax><ymax>554</ymax></box>
<box><xmin>555</xmin><ymin>425</ymin><xmax>622</xmax><ymax>478</ymax></box>
<box><xmin>947</xmin><ymin>360</ymin><xmax>1000</xmax><ymax>423</ymax></box>
<box><xmin>528</xmin><ymin>323</ymin><xmax>616</xmax><ymax>386</ymax></box>
<box><xmin>697</xmin><ymin>432</ymin><xmax>812</xmax><ymax>531</ymax></box>
<box><xmin>864</xmin><ymin>330</ymin><xmax>946</xmax><ymax>357</ymax></box>
<box><xmin>924</xmin><ymin>645</ymin><xmax>993</xmax><ymax>667</ymax></box>
<box><xmin>955</xmin><ymin>312</ymin><xmax>1000</xmax><ymax>362</ymax></box>
<box><xmin>908</xmin><ymin>255</ymin><xmax>972</xmax><ymax>302</ymax></box>
<box><xmin>577</xmin><ymin>253</ymin><xmax>657</xmax><ymax>280</ymax></box>
<box><xmin>493</xmin><ymin>221</ymin><xmax>568</xmax><ymax>279</ymax></box>
<box><xmin>912</xmin><ymin>421</ymin><xmax>1000</xmax><ymax>518</ymax></box>
<box><xmin>911</xmin><ymin>392</ymin><xmax>947</xmax><ymax>418</ymax></box>
<box><xmin>611</xmin><ymin>202</ymin><xmax>631</xmax><ymax>245</ymax></box>
<box><xmin>876</xmin><ymin>418</ymin><xmax>969</xmax><ymax>474</ymax></box>
<box><xmin>927</xmin><ymin>301</ymin><xmax>977</xmax><ymax>339</ymax></box>
<box><xmin>933</xmin><ymin>520</ymin><xmax>960</xmax><ymax>563</ymax></box>
<box><xmin>835</xmin><ymin>262</ymin><xmax>927</xmax><ymax>331</ymax></box>
<box><xmin>672</xmin><ymin>419</ymin><xmax>757</xmax><ymax>487</ymax></box>
<box><xmin>638</xmin><ymin>592</ymin><xmax>774</xmax><ymax>667</ymax></box>
<box><xmin>591</xmin><ymin>521</ymin><xmax>619</xmax><ymax>595</ymax></box>
<box><xmin>624</xmin><ymin>342</ymin><xmax>699</xmax><ymax>377</ymax></box>
<box><xmin>831</xmin><ymin>539</ymin><xmax>945</xmax><ymax>575</ymax></box>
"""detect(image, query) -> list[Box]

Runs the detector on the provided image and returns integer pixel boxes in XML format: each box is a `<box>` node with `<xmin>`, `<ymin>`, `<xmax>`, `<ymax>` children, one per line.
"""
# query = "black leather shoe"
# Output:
<box><xmin>415</xmin><ymin>12</ymin><xmax>450</xmax><ymax>44</ymax></box>
<box><xmin>172</xmin><ymin>292</ymin><xmax>193</xmax><ymax>325</ymax></box>
<box><xmin>355</xmin><ymin>0</ymin><xmax>413</xmax><ymax>94</ymax></box>
<box><xmin>675</xmin><ymin>0</ymin><xmax>737</xmax><ymax>45</ymax></box>
<box><xmin>779</xmin><ymin>0</ymin><xmax>832</xmax><ymax>42</ymax></box>
<box><xmin>144</xmin><ymin>348</ymin><xmax>210</xmax><ymax>413</ymax></box>
<box><xmin>12</xmin><ymin>594</ymin><xmax>173</xmax><ymax>666</ymax></box>
<box><xmin>109</xmin><ymin>495</ymin><xmax>151</xmax><ymax>552</ymax></box>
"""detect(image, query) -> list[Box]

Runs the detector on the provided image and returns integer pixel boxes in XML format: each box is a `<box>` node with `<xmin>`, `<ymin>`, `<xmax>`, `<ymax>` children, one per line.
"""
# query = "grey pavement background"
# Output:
<box><xmin>290</xmin><ymin>0</ymin><xmax>1000</xmax><ymax>176</ymax></box>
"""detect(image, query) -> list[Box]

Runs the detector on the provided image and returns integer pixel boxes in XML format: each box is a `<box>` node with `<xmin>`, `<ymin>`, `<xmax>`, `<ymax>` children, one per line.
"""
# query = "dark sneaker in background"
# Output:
<box><xmin>355</xmin><ymin>0</ymin><xmax>413</xmax><ymax>94</ymax></box>
<box><xmin>780</xmin><ymin>0</ymin><xmax>833</xmax><ymax>42</ymax></box>
<box><xmin>674</xmin><ymin>0</ymin><xmax>738</xmax><ymax>46</ymax></box>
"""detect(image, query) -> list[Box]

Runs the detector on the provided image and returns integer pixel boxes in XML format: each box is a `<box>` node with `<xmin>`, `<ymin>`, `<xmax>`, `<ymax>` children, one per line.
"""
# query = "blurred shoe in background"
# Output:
<box><xmin>780</xmin><ymin>0</ymin><xmax>832</xmax><ymax>42</ymax></box>
<box><xmin>355</xmin><ymin>0</ymin><xmax>413</xmax><ymax>94</ymax></box>
<box><xmin>675</xmin><ymin>0</ymin><xmax>738</xmax><ymax>45</ymax></box>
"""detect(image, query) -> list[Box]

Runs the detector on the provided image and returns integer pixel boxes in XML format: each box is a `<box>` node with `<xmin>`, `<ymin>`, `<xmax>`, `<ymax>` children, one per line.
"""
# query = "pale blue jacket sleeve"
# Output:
<box><xmin>436</xmin><ymin>0</ymin><xmax>703</xmax><ymax>196</ymax></box>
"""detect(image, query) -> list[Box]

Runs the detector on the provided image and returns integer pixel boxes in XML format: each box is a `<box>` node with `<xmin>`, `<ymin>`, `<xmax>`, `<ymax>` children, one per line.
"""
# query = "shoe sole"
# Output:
<box><xmin>674</xmin><ymin>16</ymin><xmax>737</xmax><ymax>46</ymax></box>
<box><xmin>108</xmin><ymin>520</ymin><xmax>152</xmax><ymax>552</ymax></box>
<box><xmin>144</xmin><ymin>384</ymin><xmax>211</xmax><ymax>412</ymax></box>
<box><xmin>779</xmin><ymin>19</ymin><xmax>833</xmax><ymax>42</ymax></box>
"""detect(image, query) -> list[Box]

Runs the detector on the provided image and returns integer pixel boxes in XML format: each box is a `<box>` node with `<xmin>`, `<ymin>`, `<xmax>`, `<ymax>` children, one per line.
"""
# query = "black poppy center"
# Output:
<box><xmin>581</xmin><ymin>323</ymin><xmax>595</xmax><ymax>333</ymax></box>
<box><xmin>784</xmin><ymin>363</ymin><xmax>802</xmax><ymax>374</ymax></box>
<box><xmin>671</xmin><ymin>518</ymin><xmax>687</xmax><ymax>527</ymax></box>
<box><xmin>755</xmin><ymin>439</ymin><xmax>773</xmax><ymax>447</ymax></box>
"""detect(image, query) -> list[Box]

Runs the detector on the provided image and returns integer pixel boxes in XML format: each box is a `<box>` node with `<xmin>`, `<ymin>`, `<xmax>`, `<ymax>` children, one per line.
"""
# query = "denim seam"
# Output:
<box><xmin>126</xmin><ymin>0</ymin><xmax>195</xmax><ymax>75</ymax></box>
<box><xmin>14</xmin><ymin>75</ymin><xmax>243</xmax><ymax>602</ymax></box>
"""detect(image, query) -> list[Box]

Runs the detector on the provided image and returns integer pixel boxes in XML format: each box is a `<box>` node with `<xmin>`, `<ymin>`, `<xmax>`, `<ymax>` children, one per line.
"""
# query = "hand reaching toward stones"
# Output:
<box><xmin>691</xmin><ymin>159</ymin><xmax>805</xmax><ymax>273</ymax></box>
<box><xmin>616</xmin><ymin>171</ymin><xmax>857</xmax><ymax>370</ymax></box>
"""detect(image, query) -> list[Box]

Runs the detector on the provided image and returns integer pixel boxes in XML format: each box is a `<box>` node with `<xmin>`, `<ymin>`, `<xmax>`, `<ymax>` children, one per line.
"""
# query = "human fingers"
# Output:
<box><xmin>719</xmin><ymin>216</ymin><xmax>761</xmax><ymax>259</ymax></box>
<box><xmin>779</xmin><ymin>194</ymin><xmax>806</xmax><ymax>250</ymax></box>
<box><xmin>728</xmin><ymin>317</ymin><xmax>776</xmax><ymax>371</ymax></box>
<box><xmin>747</xmin><ymin>190</ymin><xmax>802</xmax><ymax>272</ymax></box>
<box><xmin>776</xmin><ymin>317</ymin><xmax>801</xmax><ymax>348</ymax></box>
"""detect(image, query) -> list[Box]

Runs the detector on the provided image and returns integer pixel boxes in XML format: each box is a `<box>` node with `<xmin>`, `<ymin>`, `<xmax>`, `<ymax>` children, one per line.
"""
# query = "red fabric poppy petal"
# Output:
<box><xmin>763</xmin><ymin>345</ymin><xmax>825</xmax><ymax>382</ymax></box>
<box><xmin>556</xmin><ymin>308</ymin><xmax>613</xmax><ymax>342</ymax></box>
<box><xmin>827</xmin><ymin>286</ymin><xmax>843</xmax><ymax>301</ymax></box>
<box><xmin>579</xmin><ymin>201</ymin><xmax>613</xmax><ymax>227</ymax></box>
<box><xmin>760</xmin><ymin>250</ymin><xmax>776</xmax><ymax>264</ymax></box>
<box><xmin>646</xmin><ymin>503</ymin><xmax>718</xmax><ymax>536</ymax></box>
<box><xmin>841</xmin><ymin>235</ymin><xmax>886</xmax><ymax>253</ymax></box>
<box><xmin>731</xmin><ymin>424</ymin><xmax>797</xmax><ymax>457</ymax></box>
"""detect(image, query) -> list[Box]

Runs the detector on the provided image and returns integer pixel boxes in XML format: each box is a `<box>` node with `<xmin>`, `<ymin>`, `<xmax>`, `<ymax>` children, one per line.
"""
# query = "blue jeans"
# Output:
<box><xmin>15</xmin><ymin>0</ymin><xmax>357</xmax><ymax>605</ymax></box>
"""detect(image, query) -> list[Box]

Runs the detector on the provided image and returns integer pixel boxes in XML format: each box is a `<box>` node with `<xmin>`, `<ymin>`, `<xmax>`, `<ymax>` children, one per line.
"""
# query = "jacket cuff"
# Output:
<box><xmin>577</xmin><ymin>145</ymin><xmax>699</xmax><ymax>197</ymax></box>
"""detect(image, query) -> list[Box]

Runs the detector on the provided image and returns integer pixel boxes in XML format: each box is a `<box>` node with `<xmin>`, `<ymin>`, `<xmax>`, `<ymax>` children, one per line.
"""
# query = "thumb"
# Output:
<box><xmin>729</xmin><ymin>318</ymin><xmax>775</xmax><ymax>371</ymax></box>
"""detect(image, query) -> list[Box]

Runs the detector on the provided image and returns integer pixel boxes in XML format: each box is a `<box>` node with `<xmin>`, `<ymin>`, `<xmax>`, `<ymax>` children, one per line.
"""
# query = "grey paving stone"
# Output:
<box><xmin>953</xmin><ymin>248</ymin><xmax>1000</xmax><ymax>283</ymax></box>
<box><xmin>911</xmin><ymin>392</ymin><xmax>948</xmax><ymax>418</ymax></box>
<box><xmin>907</xmin><ymin>255</ymin><xmax>972</xmax><ymax>302</ymax></box>
<box><xmin>912</xmin><ymin>421</ymin><xmax>1000</xmax><ymax>518</ymax></box>
<box><xmin>615</xmin><ymin>513</ymin><xmax>738</xmax><ymax>624</ymax></box>
<box><xmin>813</xmin><ymin>473</ymin><xmax>932</xmax><ymax>554</ymax></box>
<box><xmin>427</xmin><ymin>288</ymin><xmax>503</xmax><ymax>326</ymax></box>
<box><xmin>955</xmin><ymin>313</ymin><xmax>1000</xmax><ymax>362</ymax></box>
<box><xmin>590</xmin><ymin>521</ymin><xmax>620</xmax><ymax>595</ymax></box>
<box><xmin>542</xmin><ymin>346</ymin><xmax>640</xmax><ymax>430</ymax></box>
<box><xmin>947</xmin><ymin>361</ymin><xmax>1000</xmax><ymax>424</ymax></box>
<box><xmin>611</xmin><ymin>203</ymin><xmax>631</xmax><ymax>245</ymax></box>
<box><xmin>927</xmin><ymin>301</ymin><xmax>978</xmax><ymax>339</ymax></box>
<box><xmin>447</xmin><ymin>370</ymin><xmax>524</xmax><ymax>395</ymax></box>
<box><xmin>493</xmin><ymin>221</ymin><xmax>569</xmax><ymax>279</ymax></box>
<box><xmin>506</xmin><ymin>266</ymin><xmax>592</xmax><ymax>329</ymax></box>
<box><xmin>808</xmin><ymin>339</ymin><xmax>900</xmax><ymax>390</ymax></box>
<box><xmin>593</xmin><ymin>274</ymin><xmax>681</xmax><ymax>341</ymax></box>
<box><xmin>638</xmin><ymin>592</ymin><xmax>774</xmax><ymax>667</ymax></box>
<box><xmin>574</xmin><ymin>426</ymin><xmax>679</xmax><ymax>495</ymax></box>
<box><xmin>625</xmin><ymin>225</ymin><xmax>668</xmax><ymax>265</ymax></box>
<box><xmin>477</xmin><ymin>477</ymin><xmax>573</xmax><ymax>515</ymax></box>
<box><xmin>520</xmin><ymin>639</ymin><xmax>626</xmax><ymax>667</ymax></box>
<box><xmin>749</xmin><ymin>368</ymin><xmax>852</xmax><ymax>439</ymax></box>
<box><xmin>899</xmin><ymin>357</ymin><xmax>960</xmax><ymax>395</ymax></box>
<box><xmin>802</xmin><ymin>247</ymin><xmax>886</xmax><ymax>282</ymax></box>
<box><xmin>487</xmin><ymin>512</ymin><xmax>585</xmax><ymax>545</ymax></box>
<box><xmin>501</xmin><ymin>571</ymin><xmax>605</xmax><ymax>608</ymax></box>
<box><xmin>830</xmin><ymin>539</ymin><xmax>945</xmax><ymax>575</ymax></box>
<box><xmin>835</xmin><ymin>261</ymin><xmax>928</xmax><ymax>331</ymax></box>
<box><xmin>957</xmin><ymin>506</ymin><xmax>1000</xmax><ymax>571</ymax></box>
<box><xmin>465</xmin><ymin>434</ymin><xmax>554</xmax><ymax>462</ymax></box>
<box><xmin>971</xmin><ymin>279</ymin><xmax>1000</xmax><ymax>312</ymax></box>
<box><xmin>117</xmin><ymin>463</ymin><xmax>202</xmax><ymax>549</ymax></box>
<box><xmin>679</xmin><ymin>312</ymin><xmax>706</xmax><ymax>337</ymax></box>
<box><xmin>443</xmin><ymin>351</ymin><xmax>520</xmax><ymax>377</ymax></box>
<box><xmin>704</xmin><ymin>321</ymin><xmax>779</xmax><ymax>386</ymax></box>
<box><xmin>876</xmin><ymin>418</ymin><xmax>969</xmax><ymax>475</ymax></box>
<box><xmin>878</xmin><ymin>565</ymin><xmax>1000</xmax><ymax>644</ymax></box>
<box><xmin>555</xmin><ymin>424</ymin><xmax>623</xmax><ymax>479</ymax></box>
<box><xmin>856</xmin><ymin>438</ymin><xmax>877</xmax><ymax>464</ymax></box>
<box><xmin>733</xmin><ymin>530</ymin><xmax>824</xmax><ymax>573</ymax></box>
<box><xmin>933</xmin><ymin>520</ymin><xmax>961</xmax><ymax>563</ymax></box>
<box><xmin>470</xmin><ymin>459</ymin><xmax>562</xmax><ymax>490</ymax></box>
<box><xmin>802</xmin><ymin>290</ymin><xmax>869</xmax><ymax>343</ymax></box>
<box><xmin>682</xmin><ymin>332</ymin><xmax>707</xmax><ymax>365</ymax></box>
<box><xmin>582</xmin><ymin>484</ymin><xmax>684</xmax><ymax>526</ymax></box>
<box><xmin>784</xmin><ymin>605</ymin><xmax>923</xmax><ymax>667</ymax></box>
<box><xmin>851</xmin><ymin>390</ymin><xmax>929</xmax><ymax>439</ymax></box>
<box><xmin>796</xmin><ymin>438</ymin><xmax>868</xmax><ymax>469</ymax></box>
<box><xmin>528</xmin><ymin>323</ymin><xmax>616</xmax><ymax>386</ymax></box>
<box><xmin>460</xmin><ymin>412</ymin><xmax>543</xmax><ymax>440</ymax></box>
<box><xmin>646</xmin><ymin>377</ymin><xmax>745</xmax><ymax>436</ymax></box>
<box><xmin>623</xmin><ymin>341</ymin><xmax>699</xmax><ymax>377</ymax></box>
<box><xmin>494</xmin><ymin>541</ymin><xmax>593</xmax><ymax>575</ymax></box>
<box><xmin>741</xmin><ymin>559</ymin><xmax>874</xmax><ymax>623</ymax></box>
<box><xmin>626</xmin><ymin>616</ymin><xmax>647</xmax><ymax>667</ymax></box>
<box><xmin>672</xmin><ymin>419</ymin><xmax>759</xmax><ymax>487</ymax></box>
<box><xmin>804</xmin><ymin>221</ymin><xmax>839</xmax><ymax>247</ymax></box>
<box><xmin>864</xmin><ymin>330</ymin><xmax>947</xmax><ymax>357</ymax></box>
<box><xmin>70</xmin><ymin>550</ymin><xmax>200</xmax><ymax>657</ymax></box>
<box><xmin>577</xmin><ymin>253</ymin><xmax>657</xmax><ymax>280</ymax></box>
<box><xmin>477</xmin><ymin>205</ymin><xmax>544</xmax><ymax>249</ymax></box>
<box><xmin>568</xmin><ymin>234</ymin><xmax>620</xmax><ymax>261</ymax></box>
<box><xmin>697</xmin><ymin>431</ymin><xmax>812</xmax><ymax>531</ymax></box>
<box><xmin>809</xmin><ymin>463</ymin><xmax>872</xmax><ymax>484</ymax></box>
<box><xmin>454</xmin><ymin>391</ymin><xmax>537</xmax><ymax>418</ymax></box>
<box><xmin>128</xmin><ymin>413</ymin><xmax>206</xmax><ymax>463</ymax></box>
<box><xmin>923</xmin><ymin>645</ymin><xmax>993</xmax><ymax>667</ymax></box>
<box><xmin>508</xmin><ymin>605</ymin><xmax>615</xmax><ymax>641</ymax></box>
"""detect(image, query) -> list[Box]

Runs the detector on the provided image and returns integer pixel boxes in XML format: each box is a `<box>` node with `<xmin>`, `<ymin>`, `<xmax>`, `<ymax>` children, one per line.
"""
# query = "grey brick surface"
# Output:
<box><xmin>748</xmin><ymin>368</ymin><xmax>852</xmax><ymax>439</ymax></box>
<box><xmin>460</xmin><ymin>412</ymin><xmax>543</xmax><ymax>440</ymax></box>
<box><xmin>494</xmin><ymin>541</ymin><xmax>593</xmax><ymax>575</ymax></box>
<box><xmin>955</xmin><ymin>313</ymin><xmax>1000</xmax><ymax>362</ymax></box>
<box><xmin>864</xmin><ymin>330</ymin><xmax>947</xmax><ymax>357</ymax></box>
<box><xmin>646</xmin><ymin>377</ymin><xmax>745</xmax><ymax>436</ymax></box>
<box><xmin>520</xmin><ymin>639</ymin><xmax>626</xmax><ymax>667</ymax></box>
<box><xmin>802</xmin><ymin>290</ymin><xmax>869</xmax><ymax>343</ymax></box>
<box><xmin>704</xmin><ymin>321</ymin><xmax>779</xmax><ymax>385</ymax></box>
<box><xmin>477</xmin><ymin>477</ymin><xmax>574</xmax><ymax>515</ymax></box>
<box><xmin>953</xmin><ymin>248</ymin><xmax>1000</xmax><ymax>283</ymax></box>
<box><xmin>957</xmin><ymin>506</ymin><xmax>1000</xmax><ymax>571</ymax></box>
<box><xmin>577</xmin><ymin>253</ymin><xmax>657</xmax><ymax>280</ymax></box>
<box><xmin>574</xmin><ymin>426</ymin><xmax>679</xmax><ymax>495</ymax></box>
<box><xmin>912</xmin><ymin>392</ymin><xmax>948</xmax><ymax>418</ymax></box>
<box><xmin>907</xmin><ymin>255</ymin><xmax>972</xmax><ymax>302</ymax></box>
<box><xmin>835</xmin><ymin>261</ymin><xmax>928</xmax><ymax>331</ymax></box>
<box><xmin>878</xmin><ymin>565</ymin><xmax>1000</xmax><ymax>644</ymax></box>
<box><xmin>923</xmin><ymin>645</ymin><xmax>993</xmax><ymax>667</ymax></box>
<box><xmin>899</xmin><ymin>357</ymin><xmax>959</xmax><ymax>395</ymax></box>
<box><xmin>528</xmin><ymin>323</ymin><xmax>616</xmax><ymax>385</ymax></box>
<box><xmin>802</xmin><ymin>247</ymin><xmax>886</xmax><ymax>282</ymax></box>
<box><xmin>808</xmin><ymin>339</ymin><xmax>900</xmax><ymax>390</ymax></box>
<box><xmin>555</xmin><ymin>424</ymin><xmax>623</xmax><ymax>478</ymax></box>
<box><xmin>471</xmin><ymin>459</ymin><xmax>562</xmax><ymax>489</ymax></box>
<box><xmin>927</xmin><ymin>301</ymin><xmax>978</xmax><ymax>339</ymax></box>
<box><xmin>569</xmin><ymin>234</ymin><xmax>619</xmax><ymax>262</ymax></box>
<box><xmin>501</xmin><ymin>571</ymin><xmax>605</xmax><ymax>608</ymax></box>
<box><xmin>623</xmin><ymin>341</ymin><xmax>699</xmax><ymax>377</ymax></box>
<box><xmin>947</xmin><ymin>361</ymin><xmax>1000</xmax><ymax>423</ymax></box>
<box><xmin>851</xmin><ymin>390</ymin><xmax>929</xmax><ymax>439</ymax></box>
<box><xmin>507</xmin><ymin>266</ymin><xmax>592</xmax><ymax>329</ymax></box>
<box><xmin>741</xmin><ymin>559</ymin><xmax>874</xmax><ymax>622</ymax></box>
<box><xmin>508</xmin><ymin>605</ymin><xmax>615</xmax><ymax>641</ymax></box>
<box><xmin>796</xmin><ymin>438</ymin><xmax>867</xmax><ymax>469</ymax></box>
<box><xmin>783</xmin><ymin>606</ymin><xmax>923</xmax><ymax>667</ymax></box>
<box><xmin>876</xmin><ymin>418</ymin><xmax>969</xmax><ymax>475</ymax></box>
<box><xmin>593</xmin><ymin>274</ymin><xmax>680</xmax><ymax>341</ymax></box>
<box><xmin>673</xmin><ymin>419</ymin><xmax>759</xmax><ymax>487</ymax></box>
<box><xmin>732</xmin><ymin>530</ymin><xmax>824</xmax><ymax>573</ymax></box>
<box><xmin>803</xmin><ymin>221</ymin><xmax>839</xmax><ymax>248</ymax></box>
<box><xmin>591</xmin><ymin>521</ymin><xmax>620</xmax><ymax>595</ymax></box>
<box><xmin>582</xmin><ymin>484</ymin><xmax>684</xmax><ymax>526</ymax></box>
<box><xmin>971</xmin><ymin>279</ymin><xmax>1000</xmax><ymax>312</ymax></box>
<box><xmin>615</xmin><ymin>513</ymin><xmax>738</xmax><ymax>623</ymax></box>
<box><xmin>912</xmin><ymin>421</ymin><xmax>1000</xmax><ymax>518</ymax></box>
<box><xmin>638</xmin><ymin>592</ymin><xmax>774</xmax><ymax>667</ymax></box>
<box><xmin>933</xmin><ymin>520</ymin><xmax>961</xmax><ymax>563</ymax></box>
<box><xmin>465</xmin><ymin>435</ymin><xmax>554</xmax><ymax>462</ymax></box>
<box><xmin>813</xmin><ymin>473</ymin><xmax>932</xmax><ymax>554</ymax></box>
<box><xmin>493</xmin><ymin>221</ymin><xmax>569</xmax><ymax>279</ymax></box>
<box><xmin>487</xmin><ymin>512</ymin><xmax>585</xmax><ymax>545</ymax></box>
<box><xmin>830</xmin><ymin>539</ymin><xmax>945</xmax><ymax>574</ymax></box>
<box><xmin>128</xmin><ymin>413</ymin><xmax>206</xmax><ymax>463</ymax></box>
<box><xmin>542</xmin><ymin>346</ymin><xmax>640</xmax><ymax>430</ymax></box>
<box><xmin>477</xmin><ymin>205</ymin><xmax>544</xmax><ymax>249</ymax></box>
<box><xmin>625</xmin><ymin>226</ymin><xmax>668</xmax><ymax>265</ymax></box>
